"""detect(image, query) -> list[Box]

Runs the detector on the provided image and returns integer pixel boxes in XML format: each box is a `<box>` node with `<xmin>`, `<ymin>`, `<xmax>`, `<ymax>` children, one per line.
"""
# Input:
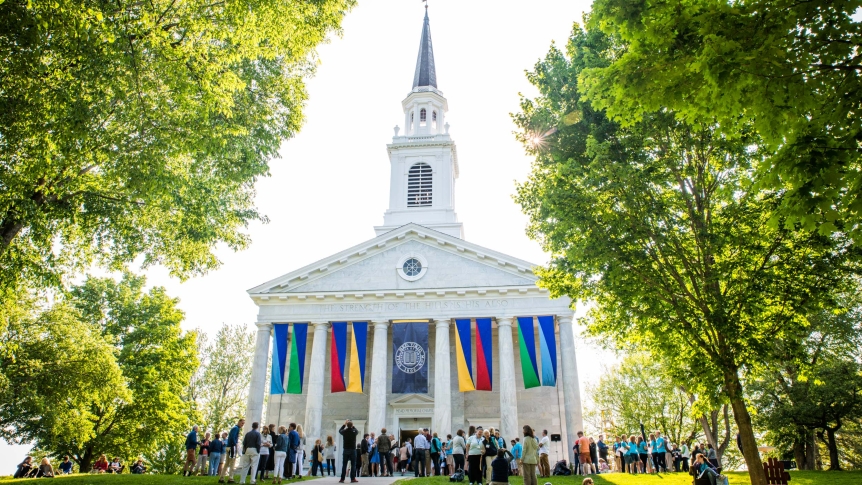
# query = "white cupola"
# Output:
<box><xmin>374</xmin><ymin>7</ymin><xmax>463</xmax><ymax>239</ymax></box>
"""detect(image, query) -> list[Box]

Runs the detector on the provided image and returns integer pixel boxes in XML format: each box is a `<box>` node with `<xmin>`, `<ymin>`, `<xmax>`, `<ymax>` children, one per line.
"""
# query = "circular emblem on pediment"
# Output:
<box><xmin>395</xmin><ymin>342</ymin><xmax>426</xmax><ymax>374</ymax></box>
<box><xmin>397</xmin><ymin>254</ymin><xmax>428</xmax><ymax>281</ymax></box>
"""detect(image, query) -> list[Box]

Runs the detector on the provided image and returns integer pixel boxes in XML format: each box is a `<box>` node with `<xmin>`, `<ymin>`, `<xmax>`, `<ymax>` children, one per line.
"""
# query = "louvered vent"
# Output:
<box><xmin>407</xmin><ymin>163</ymin><xmax>432</xmax><ymax>207</ymax></box>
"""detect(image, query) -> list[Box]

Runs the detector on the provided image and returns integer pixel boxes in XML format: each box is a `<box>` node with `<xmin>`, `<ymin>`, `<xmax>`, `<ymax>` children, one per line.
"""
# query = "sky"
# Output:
<box><xmin>2</xmin><ymin>0</ymin><xmax>614</xmax><ymax>471</ymax></box>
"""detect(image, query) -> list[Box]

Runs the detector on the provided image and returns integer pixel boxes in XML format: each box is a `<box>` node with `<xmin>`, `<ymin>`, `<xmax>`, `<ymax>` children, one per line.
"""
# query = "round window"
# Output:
<box><xmin>402</xmin><ymin>258</ymin><xmax>422</xmax><ymax>277</ymax></box>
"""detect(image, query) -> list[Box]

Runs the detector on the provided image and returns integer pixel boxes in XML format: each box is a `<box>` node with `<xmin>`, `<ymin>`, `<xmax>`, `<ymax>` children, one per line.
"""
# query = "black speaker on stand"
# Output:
<box><xmin>550</xmin><ymin>434</ymin><xmax>562</xmax><ymax>471</ymax></box>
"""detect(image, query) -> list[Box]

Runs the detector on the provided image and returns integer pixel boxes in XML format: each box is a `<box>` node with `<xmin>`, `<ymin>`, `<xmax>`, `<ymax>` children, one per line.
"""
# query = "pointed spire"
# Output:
<box><xmin>412</xmin><ymin>7</ymin><xmax>437</xmax><ymax>89</ymax></box>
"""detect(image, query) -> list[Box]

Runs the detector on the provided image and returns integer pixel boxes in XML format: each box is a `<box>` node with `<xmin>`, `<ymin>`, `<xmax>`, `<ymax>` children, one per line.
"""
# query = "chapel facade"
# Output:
<box><xmin>244</xmin><ymin>8</ymin><xmax>584</xmax><ymax>467</ymax></box>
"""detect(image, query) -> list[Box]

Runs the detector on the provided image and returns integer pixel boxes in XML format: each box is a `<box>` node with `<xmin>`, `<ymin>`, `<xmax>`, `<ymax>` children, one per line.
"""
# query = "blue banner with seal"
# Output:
<box><xmin>391</xmin><ymin>322</ymin><xmax>429</xmax><ymax>394</ymax></box>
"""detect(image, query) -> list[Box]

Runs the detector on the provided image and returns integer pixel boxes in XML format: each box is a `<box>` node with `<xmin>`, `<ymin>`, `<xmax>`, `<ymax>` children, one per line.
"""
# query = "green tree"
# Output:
<box><xmin>0</xmin><ymin>0</ymin><xmax>354</xmax><ymax>290</ymax></box>
<box><xmin>0</xmin><ymin>273</ymin><xmax>198</xmax><ymax>471</ymax></box>
<box><xmin>513</xmin><ymin>23</ymin><xmax>861</xmax><ymax>485</ymax></box>
<box><xmin>0</xmin><ymin>298</ymin><xmax>128</xmax><ymax>468</ymax></box>
<box><xmin>195</xmin><ymin>324</ymin><xmax>254</xmax><ymax>436</ymax></box>
<box><xmin>751</xmin><ymin>301</ymin><xmax>862</xmax><ymax>470</ymax></box>
<box><xmin>580</xmin><ymin>0</ymin><xmax>862</xmax><ymax>243</ymax></box>
<box><xmin>587</xmin><ymin>353</ymin><xmax>701</xmax><ymax>445</ymax></box>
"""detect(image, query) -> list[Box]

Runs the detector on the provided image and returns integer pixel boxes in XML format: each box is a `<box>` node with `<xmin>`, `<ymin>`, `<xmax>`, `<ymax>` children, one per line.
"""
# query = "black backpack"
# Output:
<box><xmin>449</xmin><ymin>470</ymin><xmax>465</xmax><ymax>482</ymax></box>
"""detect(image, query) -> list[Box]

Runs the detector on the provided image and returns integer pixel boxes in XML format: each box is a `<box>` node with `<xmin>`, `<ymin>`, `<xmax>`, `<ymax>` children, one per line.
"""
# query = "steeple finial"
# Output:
<box><xmin>412</xmin><ymin>2</ymin><xmax>437</xmax><ymax>89</ymax></box>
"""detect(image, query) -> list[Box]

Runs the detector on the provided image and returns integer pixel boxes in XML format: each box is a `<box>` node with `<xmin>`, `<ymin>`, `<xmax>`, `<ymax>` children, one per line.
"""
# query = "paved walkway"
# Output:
<box><xmin>309</xmin><ymin>475</ymin><xmax>410</xmax><ymax>485</ymax></box>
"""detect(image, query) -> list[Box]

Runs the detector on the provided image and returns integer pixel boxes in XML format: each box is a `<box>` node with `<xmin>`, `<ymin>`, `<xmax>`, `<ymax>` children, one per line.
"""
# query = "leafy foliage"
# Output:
<box><xmin>513</xmin><ymin>21</ymin><xmax>861</xmax><ymax>485</ymax></box>
<box><xmin>191</xmin><ymin>323</ymin><xmax>254</xmax><ymax>436</ymax></box>
<box><xmin>751</xmin><ymin>299</ymin><xmax>862</xmax><ymax>470</ymax></box>
<box><xmin>581</xmin><ymin>0</ymin><xmax>862</xmax><ymax>243</ymax></box>
<box><xmin>0</xmin><ymin>0</ymin><xmax>355</xmax><ymax>290</ymax></box>
<box><xmin>0</xmin><ymin>273</ymin><xmax>197</xmax><ymax>471</ymax></box>
<box><xmin>587</xmin><ymin>353</ymin><xmax>699</xmax><ymax>446</ymax></box>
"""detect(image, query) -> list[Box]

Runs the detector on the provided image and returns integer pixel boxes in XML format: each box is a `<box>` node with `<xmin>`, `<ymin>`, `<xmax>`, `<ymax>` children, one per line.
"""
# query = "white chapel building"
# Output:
<box><xmin>244</xmin><ymin>9</ymin><xmax>584</xmax><ymax>465</ymax></box>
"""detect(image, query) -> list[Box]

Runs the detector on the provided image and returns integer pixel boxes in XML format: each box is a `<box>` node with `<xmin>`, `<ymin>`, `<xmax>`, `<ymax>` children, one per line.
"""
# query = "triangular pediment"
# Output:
<box><xmin>248</xmin><ymin>224</ymin><xmax>537</xmax><ymax>296</ymax></box>
<box><xmin>389</xmin><ymin>393</ymin><xmax>435</xmax><ymax>406</ymax></box>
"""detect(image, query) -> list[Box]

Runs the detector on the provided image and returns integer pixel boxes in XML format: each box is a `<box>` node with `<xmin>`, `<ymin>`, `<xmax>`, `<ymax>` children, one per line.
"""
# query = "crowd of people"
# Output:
<box><xmin>13</xmin><ymin>454</ymin><xmax>147</xmax><ymax>478</ymax></box>
<box><xmin>182</xmin><ymin>418</ymin><xmax>729</xmax><ymax>485</ymax></box>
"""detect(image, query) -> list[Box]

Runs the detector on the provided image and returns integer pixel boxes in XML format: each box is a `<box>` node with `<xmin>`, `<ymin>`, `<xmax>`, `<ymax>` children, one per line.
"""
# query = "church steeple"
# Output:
<box><xmin>374</xmin><ymin>6</ymin><xmax>463</xmax><ymax>239</ymax></box>
<box><xmin>412</xmin><ymin>8</ymin><xmax>437</xmax><ymax>89</ymax></box>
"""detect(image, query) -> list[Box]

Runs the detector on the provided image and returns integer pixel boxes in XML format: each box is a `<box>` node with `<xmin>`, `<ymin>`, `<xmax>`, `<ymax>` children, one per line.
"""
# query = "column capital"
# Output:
<box><xmin>495</xmin><ymin>316</ymin><xmax>514</xmax><ymax>328</ymax></box>
<box><xmin>557</xmin><ymin>314</ymin><xmax>574</xmax><ymax>326</ymax></box>
<box><xmin>433</xmin><ymin>318</ymin><xmax>451</xmax><ymax>329</ymax></box>
<box><xmin>310</xmin><ymin>320</ymin><xmax>330</xmax><ymax>330</ymax></box>
<box><xmin>371</xmin><ymin>320</ymin><xmax>390</xmax><ymax>330</ymax></box>
<box><xmin>255</xmin><ymin>321</ymin><xmax>273</xmax><ymax>331</ymax></box>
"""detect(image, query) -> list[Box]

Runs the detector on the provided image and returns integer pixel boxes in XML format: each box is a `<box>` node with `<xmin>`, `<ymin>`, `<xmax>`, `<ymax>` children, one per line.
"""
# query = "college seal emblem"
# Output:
<box><xmin>395</xmin><ymin>341</ymin><xmax>426</xmax><ymax>374</ymax></box>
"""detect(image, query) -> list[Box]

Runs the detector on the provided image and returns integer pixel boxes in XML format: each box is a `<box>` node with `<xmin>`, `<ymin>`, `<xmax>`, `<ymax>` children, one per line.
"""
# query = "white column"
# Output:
<box><xmin>245</xmin><ymin>322</ymin><xmax>272</xmax><ymax>431</ymax></box>
<box><xmin>558</xmin><ymin>315</ymin><xmax>583</xmax><ymax>464</ymax></box>
<box><xmin>433</xmin><ymin>319</ymin><xmax>452</xmax><ymax>435</ymax></box>
<box><xmin>496</xmin><ymin>317</ymin><xmax>519</xmax><ymax>442</ymax></box>
<box><xmin>367</xmin><ymin>320</ymin><xmax>390</xmax><ymax>435</ymax></box>
<box><xmin>304</xmin><ymin>321</ymin><xmax>329</xmax><ymax>445</ymax></box>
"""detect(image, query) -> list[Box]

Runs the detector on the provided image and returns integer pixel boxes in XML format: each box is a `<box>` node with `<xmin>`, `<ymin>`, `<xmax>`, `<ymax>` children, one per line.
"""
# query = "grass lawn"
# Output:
<box><xmin>2</xmin><ymin>471</ymin><xmax>862</xmax><ymax>485</ymax></box>
<box><xmin>394</xmin><ymin>470</ymin><xmax>862</xmax><ymax>485</ymax></box>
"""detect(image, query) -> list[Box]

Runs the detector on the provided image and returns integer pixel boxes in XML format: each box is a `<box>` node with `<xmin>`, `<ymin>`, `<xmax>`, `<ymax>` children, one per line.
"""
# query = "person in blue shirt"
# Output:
<box><xmin>183</xmin><ymin>425</ymin><xmax>199</xmax><ymax>477</ymax></box>
<box><xmin>220</xmin><ymin>418</ymin><xmax>245</xmax><ymax>483</ymax></box>
<box><xmin>654</xmin><ymin>431</ymin><xmax>667</xmax><ymax>473</ymax></box>
<box><xmin>510</xmin><ymin>439</ymin><xmax>522</xmax><ymax>476</ymax></box>
<box><xmin>637</xmin><ymin>437</ymin><xmax>648</xmax><ymax>474</ymax></box>
<box><xmin>694</xmin><ymin>454</ymin><xmax>718</xmax><ymax>485</ymax></box>
<box><xmin>626</xmin><ymin>436</ymin><xmax>639</xmax><ymax>474</ymax></box>
<box><xmin>59</xmin><ymin>456</ymin><xmax>73</xmax><ymax>475</ymax></box>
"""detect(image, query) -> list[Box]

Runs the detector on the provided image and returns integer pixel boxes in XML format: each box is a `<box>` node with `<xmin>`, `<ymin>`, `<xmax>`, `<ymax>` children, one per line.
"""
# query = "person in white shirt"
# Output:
<box><xmin>413</xmin><ymin>432</ymin><xmax>428</xmax><ymax>477</ymax></box>
<box><xmin>538</xmin><ymin>430</ymin><xmax>550</xmax><ymax>478</ymax></box>
<box><xmin>465</xmin><ymin>429</ymin><xmax>484</xmax><ymax>485</ymax></box>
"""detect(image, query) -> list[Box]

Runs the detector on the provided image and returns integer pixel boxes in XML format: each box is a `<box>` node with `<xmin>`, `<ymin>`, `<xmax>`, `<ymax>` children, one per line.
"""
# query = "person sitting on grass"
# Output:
<box><xmin>694</xmin><ymin>454</ymin><xmax>719</xmax><ymax>485</ymax></box>
<box><xmin>59</xmin><ymin>456</ymin><xmax>74</xmax><ymax>474</ymax></box>
<box><xmin>131</xmin><ymin>459</ymin><xmax>147</xmax><ymax>474</ymax></box>
<box><xmin>92</xmin><ymin>455</ymin><xmax>109</xmax><ymax>474</ymax></box>
<box><xmin>38</xmin><ymin>457</ymin><xmax>55</xmax><ymax>478</ymax></box>
<box><xmin>489</xmin><ymin>449</ymin><xmax>509</xmax><ymax>485</ymax></box>
<box><xmin>14</xmin><ymin>456</ymin><xmax>35</xmax><ymax>478</ymax></box>
<box><xmin>109</xmin><ymin>457</ymin><xmax>123</xmax><ymax>474</ymax></box>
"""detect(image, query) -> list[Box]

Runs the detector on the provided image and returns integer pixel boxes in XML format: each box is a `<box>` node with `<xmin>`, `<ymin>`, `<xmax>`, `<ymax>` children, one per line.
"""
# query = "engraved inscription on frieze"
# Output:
<box><xmin>319</xmin><ymin>299</ymin><xmax>512</xmax><ymax>314</ymax></box>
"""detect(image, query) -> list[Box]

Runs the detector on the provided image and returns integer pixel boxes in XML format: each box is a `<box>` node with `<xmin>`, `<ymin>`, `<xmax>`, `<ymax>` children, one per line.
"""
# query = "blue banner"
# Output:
<box><xmin>538</xmin><ymin>316</ymin><xmax>557</xmax><ymax>386</ymax></box>
<box><xmin>270</xmin><ymin>323</ymin><xmax>289</xmax><ymax>394</ymax></box>
<box><xmin>392</xmin><ymin>322</ymin><xmax>429</xmax><ymax>394</ymax></box>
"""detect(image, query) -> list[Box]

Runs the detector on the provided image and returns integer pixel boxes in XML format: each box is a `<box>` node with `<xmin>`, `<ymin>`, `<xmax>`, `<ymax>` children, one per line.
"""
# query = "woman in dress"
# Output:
<box><xmin>369</xmin><ymin>439</ymin><xmax>380</xmax><ymax>477</ymax></box>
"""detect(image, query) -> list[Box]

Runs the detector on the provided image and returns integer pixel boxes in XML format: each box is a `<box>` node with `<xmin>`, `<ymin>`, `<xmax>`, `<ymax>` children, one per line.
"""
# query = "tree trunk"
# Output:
<box><xmin>825</xmin><ymin>427</ymin><xmax>841</xmax><ymax>470</ymax></box>
<box><xmin>807</xmin><ymin>430</ymin><xmax>816</xmax><ymax>470</ymax></box>
<box><xmin>725</xmin><ymin>370</ymin><xmax>767</xmax><ymax>485</ymax></box>
<box><xmin>80</xmin><ymin>446</ymin><xmax>94</xmax><ymax>473</ymax></box>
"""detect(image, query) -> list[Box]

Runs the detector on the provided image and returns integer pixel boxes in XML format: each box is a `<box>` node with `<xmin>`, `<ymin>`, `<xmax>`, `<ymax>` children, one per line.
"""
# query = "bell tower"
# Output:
<box><xmin>374</xmin><ymin>7</ymin><xmax>464</xmax><ymax>239</ymax></box>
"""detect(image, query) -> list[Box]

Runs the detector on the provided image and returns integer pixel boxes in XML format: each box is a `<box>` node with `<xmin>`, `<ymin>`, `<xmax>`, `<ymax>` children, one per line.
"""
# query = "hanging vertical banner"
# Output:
<box><xmin>454</xmin><ymin>319</ymin><xmax>475</xmax><ymax>391</ymax></box>
<box><xmin>331</xmin><ymin>322</ymin><xmax>348</xmax><ymax>393</ymax></box>
<box><xmin>286</xmin><ymin>323</ymin><xmax>308</xmax><ymax>394</ymax></box>
<box><xmin>517</xmin><ymin>316</ymin><xmax>541</xmax><ymax>389</ymax></box>
<box><xmin>346</xmin><ymin>322</ymin><xmax>368</xmax><ymax>393</ymax></box>
<box><xmin>538</xmin><ymin>315</ymin><xmax>557</xmax><ymax>386</ymax></box>
<box><xmin>270</xmin><ymin>323</ymin><xmax>289</xmax><ymax>394</ymax></box>
<box><xmin>475</xmin><ymin>318</ymin><xmax>493</xmax><ymax>391</ymax></box>
<box><xmin>392</xmin><ymin>322</ymin><xmax>429</xmax><ymax>394</ymax></box>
